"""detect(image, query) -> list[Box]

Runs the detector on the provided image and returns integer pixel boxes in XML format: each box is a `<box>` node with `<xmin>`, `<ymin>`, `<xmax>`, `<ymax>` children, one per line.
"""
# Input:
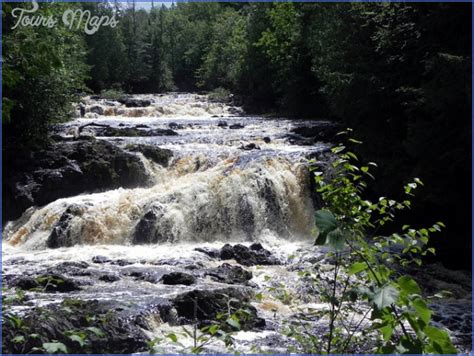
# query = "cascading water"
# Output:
<box><xmin>4</xmin><ymin>93</ymin><xmax>323</xmax><ymax>249</ymax></box>
<box><xmin>3</xmin><ymin>94</ymin><xmax>470</xmax><ymax>353</ymax></box>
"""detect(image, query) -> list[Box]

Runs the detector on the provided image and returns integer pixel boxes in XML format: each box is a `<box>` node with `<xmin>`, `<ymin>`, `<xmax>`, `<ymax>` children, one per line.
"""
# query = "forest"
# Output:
<box><xmin>1</xmin><ymin>1</ymin><xmax>472</xmax><ymax>354</ymax></box>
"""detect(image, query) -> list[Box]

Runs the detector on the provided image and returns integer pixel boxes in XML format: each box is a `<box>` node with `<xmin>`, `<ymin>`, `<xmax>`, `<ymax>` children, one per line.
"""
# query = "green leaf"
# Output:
<box><xmin>226</xmin><ymin>317</ymin><xmax>241</xmax><ymax>330</ymax></box>
<box><xmin>86</xmin><ymin>326</ymin><xmax>105</xmax><ymax>337</ymax></box>
<box><xmin>326</xmin><ymin>228</ymin><xmax>345</xmax><ymax>251</ymax></box>
<box><xmin>12</xmin><ymin>335</ymin><xmax>25</xmax><ymax>343</ymax></box>
<box><xmin>424</xmin><ymin>326</ymin><xmax>458</xmax><ymax>354</ymax></box>
<box><xmin>166</xmin><ymin>333</ymin><xmax>178</xmax><ymax>343</ymax></box>
<box><xmin>331</xmin><ymin>145</ymin><xmax>346</xmax><ymax>154</ymax></box>
<box><xmin>68</xmin><ymin>334</ymin><xmax>86</xmax><ymax>347</ymax></box>
<box><xmin>348</xmin><ymin>262</ymin><xmax>368</xmax><ymax>275</ymax></box>
<box><xmin>372</xmin><ymin>284</ymin><xmax>399</xmax><ymax>309</ymax></box>
<box><xmin>375</xmin><ymin>321</ymin><xmax>395</xmax><ymax>341</ymax></box>
<box><xmin>397</xmin><ymin>276</ymin><xmax>421</xmax><ymax>295</ymax></box>
<box><xmin>314</xmin><ymin>209</ymin><xmax>337</xmax><ymax>245</ymax></box>
<box><xmin>412</xmin><ymin>298</ymin><xmax>431</xmax><ymax>324</ymax></box>
<box><xmin>43</xmin><ymin>342</ymin><xmax>68</xmax><ymax>354</ymax></box>
<box><xmin>208</xmin><ymin>324</ymin><xmax>220</xmax><ymax>335</ymax></box>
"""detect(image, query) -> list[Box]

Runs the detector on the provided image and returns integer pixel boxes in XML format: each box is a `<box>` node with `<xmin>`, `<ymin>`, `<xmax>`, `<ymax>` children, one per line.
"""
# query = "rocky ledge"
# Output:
<box><xmin>3</xmin><ymin>139</ymin><xmax>172</xmax><ymax>222</ymax></box>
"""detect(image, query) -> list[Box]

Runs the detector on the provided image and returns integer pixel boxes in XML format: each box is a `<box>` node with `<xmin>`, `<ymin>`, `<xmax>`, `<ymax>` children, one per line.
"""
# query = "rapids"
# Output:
<box><xmin>2</xmin><ymin>93</ymin><xmax>471</xmax><ymax>353</ymax></box>
<box><xmin>4</xmin><ymin>93</ymin><xmax>324</xmax><ymax>248</ymax></box>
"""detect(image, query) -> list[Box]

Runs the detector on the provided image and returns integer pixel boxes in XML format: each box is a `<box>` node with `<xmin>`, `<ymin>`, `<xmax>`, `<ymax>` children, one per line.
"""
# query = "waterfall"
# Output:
<box><xmin>4</xmin><ymin>93</ymin><xmax>326</xmax><ymax>250</ymax></box>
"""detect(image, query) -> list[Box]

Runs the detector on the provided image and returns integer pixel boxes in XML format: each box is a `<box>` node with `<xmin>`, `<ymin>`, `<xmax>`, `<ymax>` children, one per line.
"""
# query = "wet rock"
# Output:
<box><xmin>4</xmin><ymin>140</ymin><xmax>151</xmax><ymax>222</ymax></box>
<box><xmin>10</xmin><ymin>276</ymin><xmax>39</xmax><ymax>290</ymax></box>
<box><xmin>161</xmin><ymin>272</ymin><xmax>196</xmax><ymax>286</ymax></box>
<box><xmin>206</xmin><ymin>263</ymin><xmax>253</xmax><ymax>284</ymax></box>
<box><xmin>12</xmin><ymin>274</ymin><xmax>80</xmax><ymax>292</ymax></box>
<box><xmin>219</xmin><ymin>244</ymin><xmax>280</xmax><ymax>266</ymax></box>
<box><xmin>99</xmin><ymin>274</ymin><xmax>121</xmax><ymax>282</ymax></box>
<box><xmin>132</xmin><ymin>204</ymin><xmax>173</xmax><ymax>244</ymax></box>
<box><xmin>89</xmin><ymin>105</ymin><xmax>104</xmax><ymax>115</ymax></box>
<box><xmin>173</xmin><ymin>288</ymin><xmax>264</xmax><ymax>330</ymax></box>
<box><xmin>220</xmin><ymin>244</ymin><xmax>236</xmax><ymax>260</ymax></box>
<box><xmin>194</xmin><ymin>247</ymin><xmax>220</xmax><ymax>258</ymax></box>
<box><xmin>39</xmin><ymin>274</ymin><xmax>81</xmax><ymax>292</ymax></box>
<box><xmin>229</xmin><ymin>123</ymin><xmax>245</xmax><ymax>129</ymax></box>
<box><xmin>47</xmin><ymin>204</ymin><xmax>85</xmax><ymax>248</ymax></box>
<box><xmin>119</xmin><ymin>97</ymin><xmax>152</xmax><ymax>108</ymax></box>
<box><xmin>217</xmin><ymin>121</ymin><xmax>228</xmax><ymax>128</ymax></box>
<box><xmin>120</xmin><ymin>266</ymin><xmax>164</xmax><ymax>283</ymax></box>
<box><xmin>153</xmin><ymin>259</ymin><xmax>205</xmax><ymax>270</ymax></box>
<box><xmin>250</xmin><ymin>242</ymin><xmax>264</xmax><ymax>251</ymax></box>
<box><xmin>290</xmin><ymin>122</ymin><xmax>340</xmax><ymax>143</ymax></box>
<box><xmin>229</xmin><ymin>107</ymin><xmax>244</xmax><ymax>115</ymax></box>
<box><xmin>89</xmin><ymin>126</ymin><xmax>178</xmax><ymax>137</ymax></box>
<box><xmin>47</xmin><ymin>261</ymin><xmax>90</xmax><ymax>276</ymax></box>
<box><xmin>79</xmin><ymin>103</ymin><xmax>86</xmax><ymax>117</ymax></box>
<box><xmin>240</xmin><ymin>143</ymin><xmax>260</xmax><ymax>151</ymax></box>
<box><xmin>263</xmin><ymin>137</ymin><xmax>271</xmax><ymax>143</ymax></box>
<box><xmin>125</xmin><ymin>144</ymin><xmax>173</xmax><ymax>167</ymax></box>
<box><xmin>135</xmin><ymin>124</ymin><xmax>150</xmax><ymax>129</ymax></box>
<box><xmin>92</xmin><ymin>255</ymin><xmax>111</xmax><ymax>264</ymax></box>
<box><xmin>2</xmin><ymin>299</ymin><xmax>172</xmax><ymax>354</ymax></box>
<box><xmin>169</xmin><ymin>122</ymin><xmax>184</xmax><ymax>129</ymax></box>
<box><xmin>111</xmin><ymin>259</ymin><xmax>134</xmax><ymax>266</ymax></box>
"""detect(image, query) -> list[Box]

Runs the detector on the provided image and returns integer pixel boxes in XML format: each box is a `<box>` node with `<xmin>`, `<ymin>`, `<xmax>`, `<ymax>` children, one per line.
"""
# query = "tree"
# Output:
<box><xmin>2</xmin><ymin>2</ymin><xmax>88</xmax><ymax>148</ymax></box>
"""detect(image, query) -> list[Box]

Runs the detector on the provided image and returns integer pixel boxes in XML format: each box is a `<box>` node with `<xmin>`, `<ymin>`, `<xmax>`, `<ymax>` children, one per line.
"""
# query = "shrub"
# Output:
<box><xmin>283</xmin><ymin>130</ymin><xmax>457</xmax><ymax>354</ymax></box>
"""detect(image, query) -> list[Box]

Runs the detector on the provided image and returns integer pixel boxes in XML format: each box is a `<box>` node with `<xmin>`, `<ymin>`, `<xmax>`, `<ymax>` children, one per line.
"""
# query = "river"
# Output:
<box><xmin>2</xmin><ymin>93</ymin><xmax>471</xmax><ymax>353</ymax></box>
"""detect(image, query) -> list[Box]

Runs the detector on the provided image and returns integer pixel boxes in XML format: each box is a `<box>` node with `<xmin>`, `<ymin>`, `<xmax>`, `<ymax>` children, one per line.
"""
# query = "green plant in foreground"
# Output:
<box><xmin>149</xmin><ymin>301</ymin><xmax>252</xmax><ymax>354</ymax></box>
<box><xmin>294</xmin><ymin>130</ymin><xmax>457</xmax><ymax>354</ymax></box>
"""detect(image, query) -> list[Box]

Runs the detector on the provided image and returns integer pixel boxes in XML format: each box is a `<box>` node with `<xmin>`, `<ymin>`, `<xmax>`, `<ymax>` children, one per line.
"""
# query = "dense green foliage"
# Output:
<box><xmin>2</xmin><ymin>2</ymin><xmax>88</xmax><ymax>147</ymax></box>
<box><xmin>2</xmin><ymin>2</ymin><xmax>471</xmax><ymax>267</ymax></box>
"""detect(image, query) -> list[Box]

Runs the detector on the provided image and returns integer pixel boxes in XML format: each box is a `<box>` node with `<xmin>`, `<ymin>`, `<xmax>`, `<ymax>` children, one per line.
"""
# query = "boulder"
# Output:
<box><xmin>194</xmin><ymin>247</ymin><xmax>220</xmax><ymax>258</ymax></box>
<box><xmin>219</xmin><ymin>243</ymin><xmax>280</xmax><ymax>266</ymax></box>
<box><xmin>239</xmin><ymin>143</ymin><xmax>260</xmax><ymax>151</ymax></box>
<box><xmin>92</xmin><ymin>255</ymin><xmax>111</xmax><ymax>264</ymax></box>
<box><xmin>2</xmin><ymin>298</ymin><xmax>173</xmax><ymax>354</ymax></box>
<box><xmin>169</xmin><ymin>122</ymin><xmax>184</xmax><ymax>130</ymax></box>
<box><xmin>229</xmin><ymin>123</ymin><xmax>245</xmax><ymax>129</ymax></box>
<box><xmin>79</xmin><ymin>103</ymin><xmax>86</xmax><ymax>117</ymax></box>
<box><xmin>46</xmin><ymin>204</ymin><xmax>85</xmax><ymax>248</ymax></box>
<box><xmin>99</xmin><ymin>274</ymin><xmax>121</xmax><ymax>282</ymax></box>
<box><xmin>89</xmin><ymin>105</ymin><xmax>104</xmax><ymax>115</ymax></box>
<box><xmin>46</xmin><ymin>261</ymin><xmax>91</xmax><ymax>276</ymax></box>
<box><xmin>289</xmin><ymin>122</ymin><xmax>340</xmax><ymax>143</ymax></box>
<box><xmin>173</xmin><ymin>288</ymin><xmax>264</xmax><ymax>330</ymax></box>
<box><xmin>132</xmin><ymin>204</ymin><xmax>173</xmax><ymax>244</ymax></box>
<box><xmin>125</xmin><ymin>144</ymin><xmax>173</xmax><ymax>167</ymax></box>
<box><xmin>161</xmin><ymin>272</ymin><xmax>196</xmax><ymax>286</ymax></box>
<box><xmin>11</xmin><ymin>274</ymin><xmax>80</xmax><ymax>292</ymax></box>
<box><xmin>217</xmin><ymin>121</ymin><xmax>228</xmax><ymax>128</ymax></box>
<box><xmin>206</xmin><ymin>263</ymin><xmax>252</xmax><ymax>284</ymax></box>
<box><xmin>10</xmin><ymin>276</ymin><xmax>38</xmax><ymax>290</ymax></box>
<box><xmin>118</xmin><ymin>97</ymin><xmax>152</xmax><ymax>108</ymax></box>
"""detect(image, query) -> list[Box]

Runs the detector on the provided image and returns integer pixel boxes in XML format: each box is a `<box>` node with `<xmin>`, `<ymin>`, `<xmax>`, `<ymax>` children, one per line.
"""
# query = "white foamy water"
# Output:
<box><xmin>5</xmin><ymin>93</ymin><xmax>327</xmax><ymax>249</ymax></box>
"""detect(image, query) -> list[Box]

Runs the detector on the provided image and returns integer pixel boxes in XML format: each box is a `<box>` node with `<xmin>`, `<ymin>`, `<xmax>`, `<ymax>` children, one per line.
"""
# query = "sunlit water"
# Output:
<box><xmin>3</xmin><ymin>93</ymin><xmax>470</xmax><ymax>353</ymax></box>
